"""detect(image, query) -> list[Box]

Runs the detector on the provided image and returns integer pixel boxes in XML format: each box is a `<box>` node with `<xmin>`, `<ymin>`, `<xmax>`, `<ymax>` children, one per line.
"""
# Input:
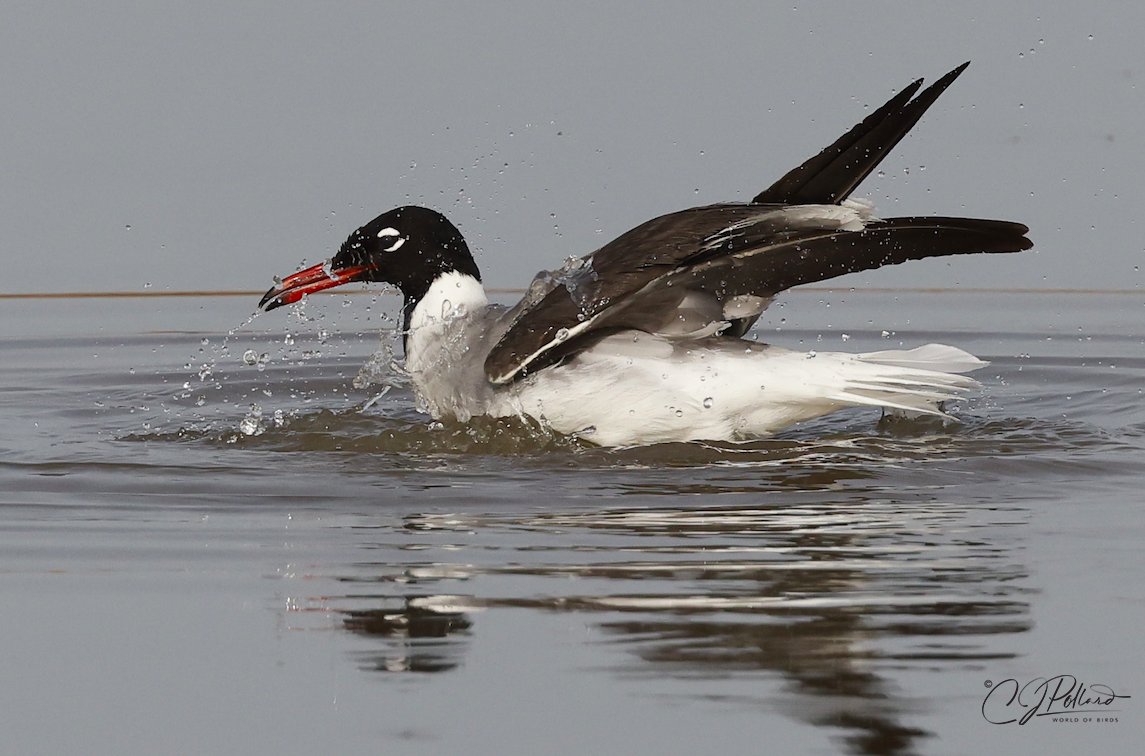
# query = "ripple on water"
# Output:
<box><xmin>135</xmin><ymin>397</ymin><xmax>1125</xmax><ymax>457</ymax></box>
<box><xmin>6</xmin><ymin>294</ymin><xmax>1145</xmax><ymax>755</ymax></box>
<box><xmin>285</xmin><ymin>491</ymin><xmax>1034</xmax><ymax>756</ymax></box>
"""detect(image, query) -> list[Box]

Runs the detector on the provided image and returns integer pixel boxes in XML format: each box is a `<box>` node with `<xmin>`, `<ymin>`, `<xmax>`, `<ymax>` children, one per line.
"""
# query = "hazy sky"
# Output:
<box><xmin>2</xmin><ymin>2</ymin><xmax>1142</xmax><ymax>294</ymax></box>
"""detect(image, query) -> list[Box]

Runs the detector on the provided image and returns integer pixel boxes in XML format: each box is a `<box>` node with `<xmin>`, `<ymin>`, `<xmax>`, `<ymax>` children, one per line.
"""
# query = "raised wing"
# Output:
<box><xmin>752</xmin><ymin>62</ymin><xmax>970</xmax><ymax>206</ymax></box>
<box><xmin>484</xmin><ymin>204</ymin><xmax>1030</xmax><ymax>384</ymax></box>
<box><xmin>484</xmin><ymin>63</ymin><xmax>1031</xmax><ymax>385</ymax></box>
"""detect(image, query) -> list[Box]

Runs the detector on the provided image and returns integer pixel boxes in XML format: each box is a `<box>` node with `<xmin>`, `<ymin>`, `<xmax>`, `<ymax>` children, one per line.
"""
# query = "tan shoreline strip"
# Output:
<box><xmin>0</xmin><ymin>287</ymin><xmax>1140</xmax><ymax>300</ymax></box>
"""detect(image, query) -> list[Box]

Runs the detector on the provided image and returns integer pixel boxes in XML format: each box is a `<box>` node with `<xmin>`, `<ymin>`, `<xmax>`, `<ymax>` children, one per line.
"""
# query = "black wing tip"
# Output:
<box><xmin>877</xmin><ymin>215</ymin><xmax>1034</xmax><ymax>254</ymax></box>
<box><xmin>914</xmin><ymin>61</ymin><xmax>971</xmax><ymax>106</ymax></box>
<box><xmin>894</xmin><ymin>61</ymin><xmax>970</xmax><ymax>100</ymax></box>
<box><xmin>894</xmin><ymin>77</ymin><xmax>926</xmax><ymax>107</ymax></box>
<box><xmin>921</xmin><ymin>62</ymin><xmax>971</xmax><ymax>93</ymax></box>
<box><xmin>1015</xmin><ymin>227</ymin><xmax>1034</xmax><ymax>251</ymax></box>
<box><xmin>714</xmin><ymin>214</ymin><xmax>1033</xmax><ymax>295</ymax></box>
<box><xmin>752</xmin><ymin>62</ymin><xmax>974</xmax><ymax>206</ymax></box>
<box><xmin>991</xmin><ymin>223</ymin><xmax>1034</xmax><ymax>253</ymax></box>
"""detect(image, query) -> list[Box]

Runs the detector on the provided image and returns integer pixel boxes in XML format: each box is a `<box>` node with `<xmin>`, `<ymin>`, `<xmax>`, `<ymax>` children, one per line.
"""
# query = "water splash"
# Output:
<box><xmin>239</xmin><ymin>403</ymin><xmax>265</xmax><ymax>436</ymax></box>
<box><xmin>361</xmin><ymin>385</ymin><xmax>392</xmax><ymax>411</ymax></box>
<box><xmin>519</xmin><ymin>255</ymin><xmax>602</xmax><ymax>323</ymax></box>
<box><xmin>353</xmin><ymin>330</ymin><xmax>404</xmax><ymax>390</ymax></box>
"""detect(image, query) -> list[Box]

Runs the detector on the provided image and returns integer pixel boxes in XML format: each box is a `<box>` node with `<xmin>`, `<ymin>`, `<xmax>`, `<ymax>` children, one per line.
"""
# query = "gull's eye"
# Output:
<box><xmin>376</xmin><ymin>227</ymin><xmax>406</xmax><ymax>252</ymax></box>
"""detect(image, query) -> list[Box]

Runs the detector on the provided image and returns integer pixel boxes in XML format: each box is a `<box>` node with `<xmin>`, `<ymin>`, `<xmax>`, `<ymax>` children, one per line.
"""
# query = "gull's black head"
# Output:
<box><xmin>259</xmin><ymin>206</ymin><xmax>480</xmax><ymax>311</ymax></box>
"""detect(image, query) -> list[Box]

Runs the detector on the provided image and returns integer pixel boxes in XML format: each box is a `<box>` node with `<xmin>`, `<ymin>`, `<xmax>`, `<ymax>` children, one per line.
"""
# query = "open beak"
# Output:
<box><xmin>258</xmin><ymin>261</ymin><xmax>374</xmax><ymax>312</ymax></box>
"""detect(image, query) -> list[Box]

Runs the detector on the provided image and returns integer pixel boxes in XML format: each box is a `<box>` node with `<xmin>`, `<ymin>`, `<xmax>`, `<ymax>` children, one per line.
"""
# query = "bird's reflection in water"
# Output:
<box><xmin>341</xmin><ymin>595</ymin><xmax>475</xmax><ymax>674</ymax></box>
<box><xmin>328</xmin><ymin>494</ymin><xmax>1030</xmax><ymax>755</ymax></box>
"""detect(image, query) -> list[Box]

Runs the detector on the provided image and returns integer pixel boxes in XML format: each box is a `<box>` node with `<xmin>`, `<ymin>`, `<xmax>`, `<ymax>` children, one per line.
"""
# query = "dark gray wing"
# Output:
<box><xmin>483</xmin><ymin>63</ymin><xmax>1030</xmax><ymax>385</ymax></box>
<box><xmin>752</xmin><ymin>62</ymin><xmax>969</xmax><ymax>206</ymax></box>
<box><xmin>670</xmin><ymin>215</ymin><xmax>1031</xmax><ymax>296</ymax></box>
<box><xmin>484</xmin><ymin>205</ymin><xmax>1030</xmax><ymax>384</ymax></box>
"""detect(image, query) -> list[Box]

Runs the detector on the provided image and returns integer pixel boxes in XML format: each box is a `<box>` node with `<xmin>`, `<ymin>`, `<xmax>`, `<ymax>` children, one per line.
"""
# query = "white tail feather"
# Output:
<box><xmin>830</xmin><ymin>344</ymin><xmax>985</xmax><ymax>419</ymax></box>
<box><xmin>496</xmin><ymin>339</ymin><xmax>989</xmax><ymax>445</ymax></box>
<box><xmin>857</xmin><ymin>343</ymin><xmax>986</xmax><ymax>373</ymax></box>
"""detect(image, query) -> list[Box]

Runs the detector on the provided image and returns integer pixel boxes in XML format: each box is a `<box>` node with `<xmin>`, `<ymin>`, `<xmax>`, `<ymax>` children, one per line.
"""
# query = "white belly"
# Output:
<box><xmin>406</xmin><ymin>313</ymin><xmax>983</xmax><ymax>447</ymax></box>
<box><xmin>487</xmin><ymin>335</ymin><xmax>982</xmax><ymax>446</ymax></box>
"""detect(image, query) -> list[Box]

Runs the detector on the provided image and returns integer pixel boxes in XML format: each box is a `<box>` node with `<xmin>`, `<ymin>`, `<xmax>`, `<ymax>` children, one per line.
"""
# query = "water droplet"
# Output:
<box><xmin>702</xmin><ymin>397</ymin><xmax>713</xmax><ymax>409</ymax></box>
<box><xmin>841</xmin><ymin>333</ymin><xmax>850</xmax><ymax>342</ymax></box>
<box><xmin>239</xmin><ymin>404</ymin><xmax>264</xmax><ymax>436</ymax></box>
<box><xmin>554</xmin><ymin>328</ymin><xmax>571</xmax><ymax>342</ymax></box>
<box><xmin>243</xmin><ymin>349</ymin><xmax>258</xmax><ymax>365</ymax></box>
<box><xmin>283</xmin><ymin>333</ymin><xmax>294</xmax><ymax>346</ymax></box>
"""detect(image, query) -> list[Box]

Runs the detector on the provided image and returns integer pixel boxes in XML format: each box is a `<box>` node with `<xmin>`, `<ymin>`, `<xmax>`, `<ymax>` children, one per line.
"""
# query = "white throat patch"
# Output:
<box><xmin>408</xmin><ymin>271</ymin><xmax>488</xmax><ymax>331</ymax></box>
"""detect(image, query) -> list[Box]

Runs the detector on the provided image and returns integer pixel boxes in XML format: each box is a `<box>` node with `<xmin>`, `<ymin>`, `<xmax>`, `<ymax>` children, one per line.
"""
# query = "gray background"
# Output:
<box><xmin>2</xmin><ymin>1</ymin><xmax>1141</xmax><ymax>295</ymax></box>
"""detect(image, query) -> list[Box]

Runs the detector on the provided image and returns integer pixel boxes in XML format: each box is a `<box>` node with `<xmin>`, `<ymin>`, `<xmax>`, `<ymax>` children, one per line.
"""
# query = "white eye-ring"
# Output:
<box><xmin>376</xmin><ymin>227</ymin><xmax>406</xmax><ymax>252</ymax></box>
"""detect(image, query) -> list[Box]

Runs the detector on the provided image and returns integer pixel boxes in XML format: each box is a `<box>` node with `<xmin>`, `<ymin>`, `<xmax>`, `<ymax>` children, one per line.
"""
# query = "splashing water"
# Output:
<box><xmin>361</xmin><ymin>385</ymin><xmax>392</xmax><ymax>411</ymax></box>
<box><xmin>519</xmin><ymin>255</ymin><xmax>602</xmax><ymax>323</ymax></box>
<box><xmin>239</xmin><ymin>403</ymin><xmax>264</xmax><ymax>436</ymax></box>
<box><xmin>353</xmin><ymin>330</ymin><xmax>404</xmax><ymax>390</ymax></box>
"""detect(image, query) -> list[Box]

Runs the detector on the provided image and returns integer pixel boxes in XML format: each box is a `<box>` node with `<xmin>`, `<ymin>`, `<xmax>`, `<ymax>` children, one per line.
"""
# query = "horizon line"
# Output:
<box><xmin>0</xmin><ymin>286</ymin><xmax>1141</xmax><ymax>300</ymax></box>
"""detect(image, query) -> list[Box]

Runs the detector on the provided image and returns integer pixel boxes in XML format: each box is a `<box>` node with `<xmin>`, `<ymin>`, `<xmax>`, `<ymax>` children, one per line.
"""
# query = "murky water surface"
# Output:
<box><xmin>2</xmin><ymin>291</ymin><xmax>1143</xmax><ymax>754</ymax></box>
